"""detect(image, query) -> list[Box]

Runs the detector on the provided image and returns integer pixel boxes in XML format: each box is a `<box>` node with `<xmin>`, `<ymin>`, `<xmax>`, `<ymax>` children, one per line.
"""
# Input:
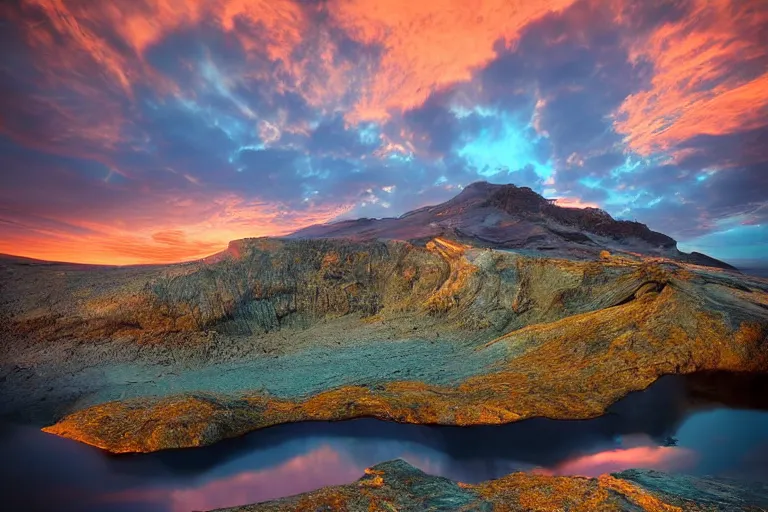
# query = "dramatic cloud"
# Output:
<box><xmin>615</xmin><ymin>0</ymin><xmax>768</xmax><ymax>156</ymax></box>
<box><xmin>0</xmin><ymin>0</ymin><xmax>766</xmax><ymax>264</ymax></box>
<box><xmin>326</xmin><ymin>0</ymin><xmax>578</xmax><ymax>120</ymax></box>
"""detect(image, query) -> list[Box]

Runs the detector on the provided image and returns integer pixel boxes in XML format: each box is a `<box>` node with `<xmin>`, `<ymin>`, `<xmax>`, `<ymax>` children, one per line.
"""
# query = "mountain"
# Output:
<box><xmin>1</xmin><ymin>183</ymin><xmax>766</xmax><ymax>457</ymax></box>
<box><xmin>289</xmin><ymin>181</ymin><xmax>734</xmax><ymax>269</ymax></box>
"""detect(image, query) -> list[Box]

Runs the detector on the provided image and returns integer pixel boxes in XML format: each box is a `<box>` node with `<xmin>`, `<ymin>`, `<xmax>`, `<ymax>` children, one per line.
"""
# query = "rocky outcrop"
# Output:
<box><xmin>0</xmin><ymin>184</ymin><xmax>764</xmax><ymax>454</ymax></box>
<box><xmin>32</xmin><ymin>238</ymin><xmax>768</xmax><ymax>452</ymax></box>
<box><xmin>212</xmin><ymin>459</ymin><xmax>768</xmax><ymax>511</ymax></box>
<box><xmin>479</xmin><ymin>182</ymin><xmax>676</xmax><ymax>248</ymax></box>
<box><xmin>4</xmin><ymin>237</ymin><xmax>690</xmax><ymax>340</ymax></box>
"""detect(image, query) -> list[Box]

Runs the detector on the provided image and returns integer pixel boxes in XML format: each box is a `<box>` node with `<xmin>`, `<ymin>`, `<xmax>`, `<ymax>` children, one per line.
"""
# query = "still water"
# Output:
<box><xmin>2</xmin><ymin>373</ymin><xmax>768</xmax><ymax>512</ymax></box>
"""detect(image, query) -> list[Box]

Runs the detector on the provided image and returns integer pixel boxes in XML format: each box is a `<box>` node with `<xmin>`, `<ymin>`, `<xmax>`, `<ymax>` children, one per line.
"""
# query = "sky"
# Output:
<box><xmin>0</xmin><ymin>0</ymin><xmax>766</xmax><ymax>265</ymax></box>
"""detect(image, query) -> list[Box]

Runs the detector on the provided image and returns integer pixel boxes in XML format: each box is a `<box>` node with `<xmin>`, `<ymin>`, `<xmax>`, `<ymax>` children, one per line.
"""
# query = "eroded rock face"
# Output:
<box><xmin>0</xmin><ymin>238</ymin><xmax>656</xmax><ymax>340</ymax></box>
<box><xmin>0</xmin><ymin>180</ymin><xmax>766</xmax><ymax>452</ymax></box>
<box><xmin>28</xmin><ymin>237</ymin><xmax>768</xmax><ymax>453</ymax></box>
<box><xmin>211</xmin><ymin>459</ymin><xmax>768</xmax><ymax>511</ymax></box>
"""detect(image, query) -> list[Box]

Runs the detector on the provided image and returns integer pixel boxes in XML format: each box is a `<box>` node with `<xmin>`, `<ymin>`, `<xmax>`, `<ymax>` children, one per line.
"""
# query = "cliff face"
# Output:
<box><xmin>482</xmin><ymin>182</ymin><xmax>676</xmax><ymax>248</ymax></box>
<box><xmin>4</xmin><ymin>237</ymin><xmax>673</xmax><ymax>340</ymax></box>
<box><xmin>213</xmin><ymin>459</ymin><xmax>768</xmax><ymax>512</ymax></box>
<box><xmin>1</xmin><ymin>235</ymin><xmax>763</xmax><ymax>453</ymax></box>
<box><xmin>0</xmin><ymin>183</ymin><xmax>764</xmax><ymax>453</ymax></box>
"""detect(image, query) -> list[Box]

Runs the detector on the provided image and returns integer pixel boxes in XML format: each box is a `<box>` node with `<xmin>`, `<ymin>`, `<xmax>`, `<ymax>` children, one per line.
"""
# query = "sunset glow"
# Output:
<box><xmin>1</xmin><ymin>0</ymin><xmax>766</xmax><ymax>263</ymax></box>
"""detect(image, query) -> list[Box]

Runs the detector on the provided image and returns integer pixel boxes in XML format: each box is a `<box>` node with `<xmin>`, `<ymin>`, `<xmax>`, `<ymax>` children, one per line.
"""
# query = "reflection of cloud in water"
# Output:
<box><xmin>97</xmin><ymin>439</ymin><xmax>546</xmax><ymax>511</ymax></box>
<box><xmin>98</xmin><ymin>445</ymin><xmax>364</xmax><ymax>512</ymax></box>
<box><xmin>535</xmin><ymin>435</ymin><xmax>698</xmax><ymax>477</ymax></box>
<box><xmin>5</xmin><ymin>374</ymin><xmax>768</xmax><ymax>511</ymax></box>
<box><xmin>102</xmin><ymin>441</ymin><xmax>698</xmax><ymax>511</ymax></box>
<box><xmin>401</xmin><ymin>435</ymin><xmax>698</xmax><ymax>481</ymax></box>
<box><xmin>86</xmin><ymin>431</ymin><xmax>702</xmax><ymax>510</ymax></box>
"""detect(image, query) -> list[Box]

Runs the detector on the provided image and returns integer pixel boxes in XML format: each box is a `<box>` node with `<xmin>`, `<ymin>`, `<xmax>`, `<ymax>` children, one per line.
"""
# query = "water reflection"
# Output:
<box><xmin>2</xmin><ymin>372</ymin><xmax>768</xmax><ymax>512</ymax></box>
<box><xmin>535</xmin><ymin>439</ymin><xmax>698</xmax><ymax>476</ymax></box>
<box><xmin>97</xmin><ymin>446</ymin><xmax>363</xmax><ymax>512</ymax></box>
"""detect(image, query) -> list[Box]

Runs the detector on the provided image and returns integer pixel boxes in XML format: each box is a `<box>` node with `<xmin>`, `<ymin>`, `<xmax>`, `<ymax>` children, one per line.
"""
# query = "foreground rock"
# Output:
<box><xmin>211</xmin><ymin>459</ymin><xmax>768</xmax><ymax>511</ymax></box>
<box><xmin>1</xmin><ymin>184</ymin><xmax>766</xmax><ymax>452</ymax></box>
<box><xmin>39</xmin><ymin>242</ymin><xmax>768</xmax><ymax>452</ymax></box>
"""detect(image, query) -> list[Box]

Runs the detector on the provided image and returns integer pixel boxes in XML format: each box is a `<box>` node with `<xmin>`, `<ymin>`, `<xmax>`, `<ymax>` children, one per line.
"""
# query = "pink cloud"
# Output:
<box><xmin>614</xmin><ymin>0</ymin><xmax>768</xmax><ymax>158</ymax></box>
<box><xmin>553</xmin><ymin>197</ymin><xmax>600</xmax><ymax>209</ymax></box>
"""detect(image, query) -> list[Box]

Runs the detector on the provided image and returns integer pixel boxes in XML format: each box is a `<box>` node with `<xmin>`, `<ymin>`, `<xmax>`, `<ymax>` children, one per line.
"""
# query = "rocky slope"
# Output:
<box><xmin>0</xmin><ymin>237</ymin><xmax>764</xmax><ymax>452</ymax></box>
<box><xmin>290</xmin><ymin>182</ymin><xmax>734</xmax><ymax>269</ymax></box>
<box><xmin>212</xmin><ymin>459</ymin><xmax>768</xmax><ymax>511</ymax></box>
<box><xmin>0</xmin><ymin>184</ymin><xmax>766</xmax><ymax>454</ymax></box>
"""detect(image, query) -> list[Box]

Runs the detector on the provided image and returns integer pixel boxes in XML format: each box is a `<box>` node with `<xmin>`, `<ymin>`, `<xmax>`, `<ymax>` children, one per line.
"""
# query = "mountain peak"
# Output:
<box><xmin>458</xmin><ymin>180</ymin><xmax>503</xmax><ymax>195</ymax></box>
<box><xmin>288</xmin><ymin>183</ymin><xmax>733</xmax><ymax>269</ymax></box>
<box><xmin>453</xmin><ymin>181</ymin><xmax>526</xmax><ymax>201</ymax></box>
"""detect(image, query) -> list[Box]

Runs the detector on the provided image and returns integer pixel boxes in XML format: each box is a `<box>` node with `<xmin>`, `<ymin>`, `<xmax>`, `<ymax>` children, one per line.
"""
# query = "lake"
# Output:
<box><xmin>2</xmin><ymin>372</ymin><xmax>768</xmax><ymax>512</ymax></box>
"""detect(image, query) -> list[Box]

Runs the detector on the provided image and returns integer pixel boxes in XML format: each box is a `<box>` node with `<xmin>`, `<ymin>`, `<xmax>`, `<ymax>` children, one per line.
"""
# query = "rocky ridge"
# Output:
<box><xmin>289</xmin><ymin>182</ymin><xmax>733</xmax><ymax>269</ymax></box>
<box><xmin>0</xmin><ymin>184</ymin><xmax>765</xmax><ymax>455</ymax></box>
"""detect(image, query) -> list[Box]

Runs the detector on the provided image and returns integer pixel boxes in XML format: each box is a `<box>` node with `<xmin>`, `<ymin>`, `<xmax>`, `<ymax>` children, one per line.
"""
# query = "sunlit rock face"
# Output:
<box><xmin>0</xmin><ymin>184</ymin><xmax>766</xmax><ymax>453</ymax></box>
<box><xmin>28</xmin><ymin>246</ymin><xmax>768</xmax><ymax>453</ymax></box>
<box><xmin>213</xmin><ymin>459</ymin><xmax>768</xmax><ymax>512</ymax></box>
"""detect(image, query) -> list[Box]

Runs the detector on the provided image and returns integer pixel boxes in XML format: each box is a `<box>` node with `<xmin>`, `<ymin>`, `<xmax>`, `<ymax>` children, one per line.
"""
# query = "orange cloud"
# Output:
<box><xmin>615</xmin><ymin>0</ymin><xmax>768</xmax><ymax>156</ymax></box>
<box><xmin>10</xmin><ymin>1</ymin><xmax>582</xmax><ymax>128</ymax></box>
<box><xmin>327</xmin><ymin>0</ymin><xmax>578</xmax><ymax>121</ymax></box>
<box><xmin>536</xmin><ymin>445</ymin><xmax>698</xmax><ymax>477</ymax></box>
<box><xmin>553</xmin><ymin>197</ymin><xmax>600</xmax><ymax>209</ymax></box>
<box><xmin>12</xmin><ymin>0</ymin><xmax>767</xmax><ymax>149</ymax></box>
<box><xmin>0</xmin><ymin>195</ymin><xmax>352</xmax><ymax>265</ymax></box>
<box><xmin>3</xmin><ymin>0</ymin><xmax>309</xmax><ymax>152</ymax></box>
<box><xmin>19</xmin><ymin>0</ymin><xmax>307</xmax><ymax>85</ymax></box>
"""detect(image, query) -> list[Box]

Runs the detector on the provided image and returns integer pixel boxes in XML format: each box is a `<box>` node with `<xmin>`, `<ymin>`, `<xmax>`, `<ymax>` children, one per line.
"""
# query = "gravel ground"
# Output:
<box><xmin>0</xmin><ymin>327</ymin><xmax>513</xmax><ymax>425</ymax></box>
